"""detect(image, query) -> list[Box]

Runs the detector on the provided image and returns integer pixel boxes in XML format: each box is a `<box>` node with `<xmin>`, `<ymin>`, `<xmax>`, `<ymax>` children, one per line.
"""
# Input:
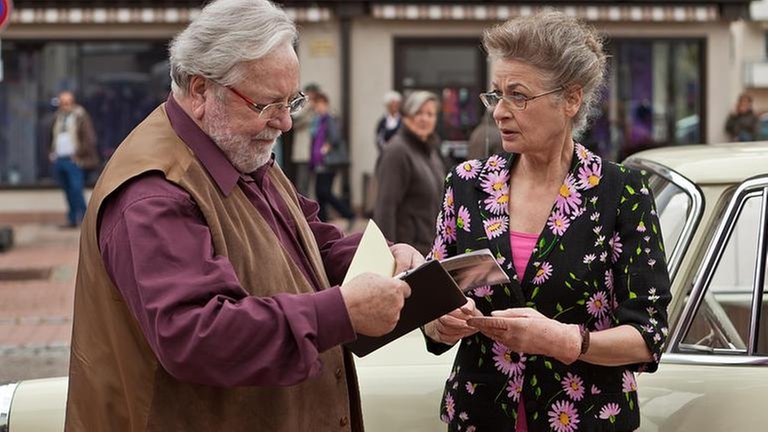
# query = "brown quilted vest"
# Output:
<box><xmin>64</xmin><ymin>105</ymin><xmax>362</xmax><ymax>432</ymax></box>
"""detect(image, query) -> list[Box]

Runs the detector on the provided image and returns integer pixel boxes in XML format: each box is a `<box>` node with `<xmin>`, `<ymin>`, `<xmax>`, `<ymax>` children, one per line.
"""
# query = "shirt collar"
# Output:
<box><xmin>165</xmin><ymin>93</ymin><xmax>242</xmax><ymax>196</ymax></box>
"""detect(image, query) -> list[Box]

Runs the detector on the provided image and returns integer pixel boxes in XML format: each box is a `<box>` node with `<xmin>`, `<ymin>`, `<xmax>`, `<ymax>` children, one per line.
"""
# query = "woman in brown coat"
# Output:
<box><xmin>374</xmin><ymin>90</ymin><xmax>446</xmax><ymax>255</ymax></box>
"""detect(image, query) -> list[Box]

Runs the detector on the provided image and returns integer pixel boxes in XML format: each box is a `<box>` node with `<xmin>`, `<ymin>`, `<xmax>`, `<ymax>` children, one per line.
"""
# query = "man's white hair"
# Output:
<box><xmin>169</xmin><ymin>0</ymin><xmax>297</xmax><ymax>96</ymax></box>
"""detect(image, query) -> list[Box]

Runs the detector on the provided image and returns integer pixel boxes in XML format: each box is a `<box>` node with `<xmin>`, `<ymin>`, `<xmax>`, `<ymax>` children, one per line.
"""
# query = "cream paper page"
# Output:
<box><xmin>341</xmin><ymin>220</ymin><xmax>396</xmax><ymax>286</ymax></box>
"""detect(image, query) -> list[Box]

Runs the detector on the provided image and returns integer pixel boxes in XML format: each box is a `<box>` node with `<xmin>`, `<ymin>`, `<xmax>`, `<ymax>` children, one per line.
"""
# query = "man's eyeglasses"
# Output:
<box><xmin>216</xmin><ymin>82</ymin><xmax>307</xmax><ymax>120</ymax></box>
<box><xmin>479</xmin><ymin>86</ymin><xmax>564</xmax><ymax>111</ymax></box>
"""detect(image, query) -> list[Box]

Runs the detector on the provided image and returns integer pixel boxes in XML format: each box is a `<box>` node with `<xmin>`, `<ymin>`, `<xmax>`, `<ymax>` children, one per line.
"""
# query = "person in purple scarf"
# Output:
<box><xmin>309</xmin><ymin>92</ymin><xmax>355</xmax><ymax>229</ymax></box>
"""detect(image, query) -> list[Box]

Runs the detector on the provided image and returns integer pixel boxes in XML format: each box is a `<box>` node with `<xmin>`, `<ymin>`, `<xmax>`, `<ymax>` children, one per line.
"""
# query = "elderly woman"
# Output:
<box><xmin>423</xmin><ymin>11</ymin><xmax>671</xmax><ymax>432</ymax></box>
<box><xmin>374</xmin><ymin>90</ymin><xmax>446</xmax><ymax>255</ymax></box>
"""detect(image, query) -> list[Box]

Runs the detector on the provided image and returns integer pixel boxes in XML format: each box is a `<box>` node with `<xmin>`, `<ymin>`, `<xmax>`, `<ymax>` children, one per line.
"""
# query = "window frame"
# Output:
<box><xmin>666</xmin><ymin>175</ymin><xmax>768</xmax><ymax>364</ymax></box>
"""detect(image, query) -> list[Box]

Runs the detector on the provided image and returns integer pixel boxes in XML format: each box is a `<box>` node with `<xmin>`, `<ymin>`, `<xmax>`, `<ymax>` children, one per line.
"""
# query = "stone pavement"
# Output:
<box><xmin>0</xmin><ymin>222</ymin><xmax>78</xmax><ymax>382</ymax></box>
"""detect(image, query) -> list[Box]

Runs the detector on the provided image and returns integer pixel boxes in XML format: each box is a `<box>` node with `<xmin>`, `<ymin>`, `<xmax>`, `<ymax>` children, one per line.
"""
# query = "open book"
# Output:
<box><xmin>342</xmin><ymin>220</ymin><xmax>509</xmax><ymax>357</ymax></box>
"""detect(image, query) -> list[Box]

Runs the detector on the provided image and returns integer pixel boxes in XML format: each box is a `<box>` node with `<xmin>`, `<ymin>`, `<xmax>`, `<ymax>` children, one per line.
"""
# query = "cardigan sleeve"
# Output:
<box><xmin>611</xmin><ymin>167</ymin><xmax>672</xmax><ymax>373</ymax></box>
<box><xmin>373</xmin><ymin>142</ymin><xmax>412</xmax><ymax>242</ymax></box>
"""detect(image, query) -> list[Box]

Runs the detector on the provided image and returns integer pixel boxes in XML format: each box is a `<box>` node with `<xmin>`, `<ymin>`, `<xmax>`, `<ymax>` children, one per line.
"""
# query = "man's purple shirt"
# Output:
<box><xmin>98</xmin><ymin>95</ymin><xmax>359</xmax><ymax>387</ymax></box>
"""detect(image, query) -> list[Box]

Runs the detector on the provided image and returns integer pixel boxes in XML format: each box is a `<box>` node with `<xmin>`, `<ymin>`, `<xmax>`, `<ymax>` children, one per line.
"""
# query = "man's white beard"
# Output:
<box><xmin>205</xmin><ymin>102</ymin><xmax>282</xmax><ymax>173</ymax></box>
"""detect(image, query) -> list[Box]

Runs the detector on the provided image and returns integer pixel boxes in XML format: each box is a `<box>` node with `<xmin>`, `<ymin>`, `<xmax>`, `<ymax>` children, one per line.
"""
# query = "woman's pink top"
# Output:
<box><xmin>509</xmin><ymin>229</ymin><xmax>538</xmax><ymax>432</ymax></box>
<box><xmin>510</xmin><ymin>230</ymin><xmax>537</xmax><ymax>281</ymax></box>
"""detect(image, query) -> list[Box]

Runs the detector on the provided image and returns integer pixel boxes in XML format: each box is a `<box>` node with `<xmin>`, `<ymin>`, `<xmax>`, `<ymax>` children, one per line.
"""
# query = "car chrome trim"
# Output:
<box><xmin>624</xmin><ymin>158</ymin><xmax>703</xmax><ymax>281</ymax></box>
<box><xmin>749</xmin><ymin>187</ymin><xmax>768</xmax><ymax>353</ymax></box>
<box><xmin>670</xmin><ymin>176</ymin><xmax>768</xmax><ymax>354</ymax></box>
<box><xmin>0</xmin><ymin>382</ymin><xmax>19</xmax><ymax>430</ymax></box>
<box><xmin>661</xmin><ymin>352</ymin><xmax>768</xmax><ymax>366</ymax></box>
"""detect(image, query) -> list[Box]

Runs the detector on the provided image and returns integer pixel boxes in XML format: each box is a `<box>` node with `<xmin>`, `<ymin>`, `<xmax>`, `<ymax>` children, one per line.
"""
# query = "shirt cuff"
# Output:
<box><xmin>314</xmin><ymin>286</ymin><xmax>356</xmax><ymax>352</ymax></box>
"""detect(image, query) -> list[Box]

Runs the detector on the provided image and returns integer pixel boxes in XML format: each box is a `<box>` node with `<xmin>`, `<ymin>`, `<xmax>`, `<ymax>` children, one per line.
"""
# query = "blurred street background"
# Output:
<box><xmin>3</xmin><ymin>0</ymin><xmax>768</xmax><ymax>383</ymax></box>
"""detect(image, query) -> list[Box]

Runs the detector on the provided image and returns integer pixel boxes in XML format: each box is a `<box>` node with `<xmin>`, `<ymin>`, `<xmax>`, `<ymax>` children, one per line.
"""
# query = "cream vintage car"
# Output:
<box><xmin>2</xmin><ymin>141</ymin><xmax>768</xmax><ymax>431</ymax></box>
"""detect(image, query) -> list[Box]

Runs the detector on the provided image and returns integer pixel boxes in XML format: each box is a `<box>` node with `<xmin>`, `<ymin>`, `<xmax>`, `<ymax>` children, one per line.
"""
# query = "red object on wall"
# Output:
<box><xmin>0</xmin><ymin>0</ymin><xmax>12</xmax><ymax>31</ymax></box>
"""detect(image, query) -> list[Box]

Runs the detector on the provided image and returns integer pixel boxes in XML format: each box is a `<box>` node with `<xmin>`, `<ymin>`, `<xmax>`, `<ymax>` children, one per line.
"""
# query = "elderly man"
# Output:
<box><xmin>64</xmin><ymin>1</ymin><xmax>420</xmax><ymax>431</ymax></box>
<box><xmin>49</xmin><ymin>91</ymin><xmax>98</xmax><ymax>227</ymax></box>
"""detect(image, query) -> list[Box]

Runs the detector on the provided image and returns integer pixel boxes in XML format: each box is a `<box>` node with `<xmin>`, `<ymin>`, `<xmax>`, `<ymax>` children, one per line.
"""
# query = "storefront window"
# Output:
<box><xmin>581</xmin><ymin>38</ymin><xmax>704</xmax><ymax>161</ymax></box>
<box><xmin>394</xmin><ymin>38</ymin><xmax>486</xmax><ymax>163</ymax></box>
<box><xmin>0</xmin><ymin>40</ymin><xmax>169</xmax><ymax>186</ymax></box>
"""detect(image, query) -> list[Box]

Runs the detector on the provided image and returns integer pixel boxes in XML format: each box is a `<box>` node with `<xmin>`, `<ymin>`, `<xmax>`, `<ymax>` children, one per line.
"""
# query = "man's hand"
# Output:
<box><xmin>340</xmin><ymin>272</ymin><xmax>411</xmax><ymax>337</ymax></box>
<box><xmin>467</xmin><ymin>308</ymin><xmax>582</xmax><ymax>365</ymax></box>
<box><xmin>389</xmin><ymin>243</ymin><xmax>425</xmax><ymax>275</ymax></box>
<box><xmin>423</xmin><ymin>297</ymin><xmax>482</xmax><ymax>345</ymax></box>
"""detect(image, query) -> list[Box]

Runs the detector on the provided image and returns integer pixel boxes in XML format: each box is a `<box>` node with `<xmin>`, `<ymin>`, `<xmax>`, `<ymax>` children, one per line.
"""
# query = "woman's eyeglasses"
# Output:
<box><xmin>479</xmin><ymin>86</ymin><xmax>564</xmax><ymax>111</ymax></box>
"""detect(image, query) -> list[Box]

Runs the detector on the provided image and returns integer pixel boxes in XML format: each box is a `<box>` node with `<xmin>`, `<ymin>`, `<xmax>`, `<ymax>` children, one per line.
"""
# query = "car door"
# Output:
<box><xmin>638</xmin><ymin>175</ymin><xmax>768</xmax><ymax>432</ymax></box>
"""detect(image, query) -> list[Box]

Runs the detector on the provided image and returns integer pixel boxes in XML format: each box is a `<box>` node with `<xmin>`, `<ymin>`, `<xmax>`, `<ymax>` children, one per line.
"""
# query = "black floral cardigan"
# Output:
<box><xmin>426</xmin><ymin>144</ymin><xmax>672</xmax><ymax>432</ymax></box>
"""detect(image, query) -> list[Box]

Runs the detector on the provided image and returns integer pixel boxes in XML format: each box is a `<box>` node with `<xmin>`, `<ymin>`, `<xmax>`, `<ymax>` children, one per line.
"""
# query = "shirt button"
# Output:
<box><xmin>339</xmin><ymin>416</ymin><xmax>349</xmax><ymax>427</ymax></box>
<box><xmin>335</xmin><ymin>368</ymin><xmax>343</xmax><ymax>379</ymax></box>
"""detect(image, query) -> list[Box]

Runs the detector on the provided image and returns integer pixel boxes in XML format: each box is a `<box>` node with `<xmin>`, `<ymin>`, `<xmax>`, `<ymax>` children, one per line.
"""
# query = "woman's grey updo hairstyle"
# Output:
<box><xmin>401</xmin><ymin>91</ymin><xmax>440</xmax><ymax>117</ymax></box>
<box><xmin>483</xmin><ymin>11</ymin><xmax>607</xmax><ymax>137</ymax></box>
<box><xmin>169</xmin><ymin>0</ymin><xmax>297</xmax><ymax>96</ymax></box>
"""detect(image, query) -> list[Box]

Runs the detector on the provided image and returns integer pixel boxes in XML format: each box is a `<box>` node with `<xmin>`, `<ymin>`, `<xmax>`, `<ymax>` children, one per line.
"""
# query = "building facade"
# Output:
<box><xmin>0</xmin><ymin>0</ymin><xmax>752</xmax><ymax>210</ymax></box>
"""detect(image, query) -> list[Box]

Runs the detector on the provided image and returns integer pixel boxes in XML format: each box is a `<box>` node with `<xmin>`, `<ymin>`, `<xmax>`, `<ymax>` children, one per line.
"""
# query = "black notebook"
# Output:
<box><xmin>345</xmin><ymin>260</ymin><xmax>468</xmax><ymax>357</ymax></box>
<box><xmin>342</xmin><ymin>221</ymin><xmax>509</xmax><ymax>357</ymax></box>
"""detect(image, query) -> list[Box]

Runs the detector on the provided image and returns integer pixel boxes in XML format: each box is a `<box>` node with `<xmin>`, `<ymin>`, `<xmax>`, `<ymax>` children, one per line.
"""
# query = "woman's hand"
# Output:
<box><xmin>424</xmin><ymin>298</ymin><xmax>483</xmax><ymax>345</ymax></box>
<box><xmin>467</xmin><ymin>308</ymin><xmax>582</xmax><ymax>365</ymax></box>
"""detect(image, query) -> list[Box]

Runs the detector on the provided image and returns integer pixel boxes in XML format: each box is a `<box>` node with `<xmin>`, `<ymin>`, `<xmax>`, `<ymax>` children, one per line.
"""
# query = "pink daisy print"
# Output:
<box><xmin>483</xmin><ymin>217</ymin><xmax>509</xmax><ymax>240</ymax></box>
<box><xmin>547</xmin><ymin>210</ymin><xmax>571</xmax><ymax>236</ymax></box>
<box><xmin>444</xmin><ymin>393</ymin><xmax>456</xmax><ymax>421</ymax></box>
<box><xmin>443</xmin><ymin>187</ymin><xmax>455</xmax><ymax>215</ymax></box>
<box><xmin>457</xmin><ymin>206</ymin><xmax>472</xmax><ymax>232</ymax></box>
<box><xmin>472</xmin><ymin>285</ymin><xmax>493</xmax><ymax>298</ymax></box>
<box><xmin>465</xmin><ymin>382</ymin><xmax>476</xmax><ymax>395</ymax></box>
<box><xmin>456</xmin><ymin>160</ymin><xmax>481</xmax><ymax>180</ymax></box>
<box><xmin>481</xmin><ymin>170</ymin><xmax>509</xmax><ymax>195</ymax></box>
<box><xmin>576</xmin><ymin>161</ymin><xmax>602</xmax><ymax>190</ymax></box>
<box><xmin>576</xmin><ymin>143</ymin><xmax>590</xmax><ymax>163</ymax></box>
<box><xmin>555</xmin><ymin>176</ymin><xmax>583</xmax><ymax>215</ymax></box>
<box><xmin>484</xmin><ymin>190</ymin><xmax>510</xmax><ymax>215</ymax></box>
<box><xmin>431</xmin><ymin>236</ymin><xmax>447</xmax><ymax>261</ymax></box>
<box><xmin>599</xmin><ymin>403</ymin><xmax>621</xmax><ymax>421</ymax></box>
<box><xmin>590</xmin><ymin>384</ymin><xmax>602</xmax><ymax>395</ymax></box>
<box><xmin>506</xmin><ymin>374</ymin><xmax>524</xmax><ymax>402</ymax></box>
<box><xmin>442</xmin><ymin>216</ymin><xmax>457</xmax><ymax>243</ymax></box>
<box><xmin>485</xmin><ymin>154</ymin><xmax>506</xmax><ymax>171</ymax></box>
<box><xmin>586</xmin><ymin>291</ymin><xmax>609</xmax><ymax>318</ymax></box>
<box><xmin>594</xmin><ymin>315</ymin><xmax>612</xmax><ymax>331</ymax></box>
<box><xmin>459</xmin><ymin>412</ymin><xmax>469</xmax><ymax>421</ymax></box>
<box><xmin>492</xmin><ymin>342</ymin><xmax>526</xmax><ymax>376</ymax></box>
<box><xmin>604</xmin><ymin>269</ymin><xmax>614</xmax><ymax>292</ymax></box>
<box><xmin>636</xmin><ymin>220</ymin><xmax>646</xmax><ymax>232</ymax></box>
<box><xmin>561</xmin><ymin>372</ymin><xmax>585</xmax><ymax>401</ymax></box>
<box><xmin>532</xmin><ymin>262</ymin><xmax>553</xmax><ymax>285</ymax></box>
<box><xmin>548</xmin><ymin>400</ymin><xmax>580</xmax><ymax>432</ymax></box>
<box><xmin>622</xmin><ymin>370</ymin><xmax>637</xmax><ymax>393</ymax></box>
<box><xmin>609</xmin><ymin>232</ymin><xmax>623</xmax><ymax>263</ymax></box>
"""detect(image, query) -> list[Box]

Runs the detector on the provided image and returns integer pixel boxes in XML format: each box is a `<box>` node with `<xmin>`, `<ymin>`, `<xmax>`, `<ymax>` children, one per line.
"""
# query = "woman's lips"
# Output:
<box><xmin>499</xmin><ymin>128</ymin><xmax>518</xmax><ymax>139</ymax></box>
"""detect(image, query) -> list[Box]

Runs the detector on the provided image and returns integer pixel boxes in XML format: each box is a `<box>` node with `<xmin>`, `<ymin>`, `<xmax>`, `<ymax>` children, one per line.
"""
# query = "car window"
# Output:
<box><xmin>648</xmin><ymin>173</ymin><xmax>691</xmax><ymax>263</ymax></box>
<box><xmin>679</xmin><ymin>192</ymin><xmax>763</xmax><ymax>354</ymax></box>
<box><xmin>640</xmin><ymin>167</ymin><xmax>702</xmax><ymax>281</ymax></box>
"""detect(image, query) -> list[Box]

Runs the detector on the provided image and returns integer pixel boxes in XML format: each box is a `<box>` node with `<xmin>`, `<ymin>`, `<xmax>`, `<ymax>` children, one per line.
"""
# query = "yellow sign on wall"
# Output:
<box><xmin>309</xmin><ymin>38</ymin><xmax>336</xmax><ymax>57</ymax></box>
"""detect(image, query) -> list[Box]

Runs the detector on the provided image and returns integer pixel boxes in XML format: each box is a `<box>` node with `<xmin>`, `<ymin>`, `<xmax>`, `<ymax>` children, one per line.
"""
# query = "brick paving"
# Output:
<box><xmin>0</xmin><ymin>222</ymin><xmax>78</xmax><ymax>381</ymax></box>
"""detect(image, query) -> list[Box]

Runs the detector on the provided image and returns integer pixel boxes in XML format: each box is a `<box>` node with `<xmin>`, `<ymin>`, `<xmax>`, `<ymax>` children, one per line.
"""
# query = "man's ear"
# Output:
<box><xmin>564</xmin><ymin>85</ymin><xmax>583</xmax><ymax>118</ymax></box>
<box><xmin>188</xmin><ymin>76</ymin><xmax>209</xmax><ymax>120</ymax></box>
